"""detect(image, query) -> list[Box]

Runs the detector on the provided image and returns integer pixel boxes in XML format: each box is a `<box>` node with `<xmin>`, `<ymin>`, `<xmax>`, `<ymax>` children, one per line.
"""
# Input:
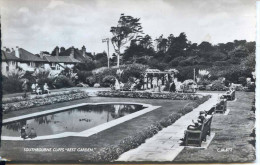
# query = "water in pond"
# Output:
<box><xmin>2</xmin><ymin>104</ymin><xmax>145</xmax><ymax>137</ymax></box>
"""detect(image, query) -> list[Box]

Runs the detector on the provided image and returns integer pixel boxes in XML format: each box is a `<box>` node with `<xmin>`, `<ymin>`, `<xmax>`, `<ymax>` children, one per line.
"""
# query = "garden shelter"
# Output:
<box><xmin>143</xmin><ymin>69</ymin><xmax>178</xmax><ymax>89</ymax></box>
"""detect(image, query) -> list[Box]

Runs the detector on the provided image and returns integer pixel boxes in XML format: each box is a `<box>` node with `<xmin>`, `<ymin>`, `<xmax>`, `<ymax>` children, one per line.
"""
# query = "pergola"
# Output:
<box><xmin>143</xmin><ymin>69</ymin><xmax>178</xmax><ymax>89</ymax></box>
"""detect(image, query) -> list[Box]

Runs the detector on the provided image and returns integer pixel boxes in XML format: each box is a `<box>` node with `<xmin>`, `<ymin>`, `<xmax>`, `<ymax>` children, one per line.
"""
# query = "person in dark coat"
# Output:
<box><xmin>21</xmin><ymin>127</ymin><xmax>27</xmax><ymax>139</ymax></box>
<box><xmin>170</xmin><ymin>82</ymin><xmax>176</xmax><ymax>92</ymax></box>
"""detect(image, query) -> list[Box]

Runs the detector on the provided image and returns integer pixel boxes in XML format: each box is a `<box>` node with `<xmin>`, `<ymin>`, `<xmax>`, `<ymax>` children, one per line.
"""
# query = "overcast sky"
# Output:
<box><xmin>0</xmin><ymin>0</ymin><xmax>256</xmax><ymax>54</ymax></box>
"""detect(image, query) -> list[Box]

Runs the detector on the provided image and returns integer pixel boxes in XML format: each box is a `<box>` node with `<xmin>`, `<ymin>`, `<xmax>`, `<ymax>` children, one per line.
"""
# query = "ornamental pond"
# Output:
<box><xmin>2</xmin><ymin>104</ymin><xmax>145</xmax><ymax>137</ymax></box>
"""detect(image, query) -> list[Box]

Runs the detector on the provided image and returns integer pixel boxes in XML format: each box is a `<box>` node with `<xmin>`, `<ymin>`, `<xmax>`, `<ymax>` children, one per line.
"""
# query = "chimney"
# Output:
<box><xmin>82</xmin><ymin>45</ymin><xmax>86</xmax><ymax>57</ymax></box>
<box><xmin>55</xmin><ymin>46</ymin><xmax>59</xmax><ymax>56</ymax></box>
<box><xmin>40</xmin><ymin>51</ymin><xmax>44</xmax><ymax>59</ymax></box>
<box><xmin>15</xmin><ymin>46</ymin><xmax>20</xmax><ymax>58</ymax></box>
<box><xmin>70</xmin><ymin>46</ymin><xmax>75</xmax><ymax>58</ymax></box>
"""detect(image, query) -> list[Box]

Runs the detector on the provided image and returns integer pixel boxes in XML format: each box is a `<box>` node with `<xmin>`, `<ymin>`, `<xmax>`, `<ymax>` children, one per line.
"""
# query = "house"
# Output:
<box><xmin>1</xmin><ymin>46</ymin><xmax>82</xmax><ymax>76</ymax></box>
<box><xmin>55</xmin><ymin>46</ymin><xmax>93</xmax><ymax>62</ymax></box>
<box><xmin>1</xmin><ymin>47</ymin><xmax>46</xmax><ymax>76</ymax></box>
<box><xmin>1</xmin><ymin>50</ymin><xmax>20</xmax><ymax>76</ymax></box>
<box><xmin>41</xmin><ymin>48</ymin><xmax>82</xmax><ymax>76</ymax></box>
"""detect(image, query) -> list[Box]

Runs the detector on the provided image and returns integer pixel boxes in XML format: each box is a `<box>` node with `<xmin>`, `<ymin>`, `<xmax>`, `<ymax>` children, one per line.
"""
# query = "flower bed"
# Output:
<box><xmin>97</xmin><ymin>91</ymin><xmax>203</xmax><ymax>100</ymax></box>
<box><xmin>2</xmin><ymin>91</ymin><xmax>89</xmax><ymax>113</ymax></box>
<box><xmin>2</xmin><ymin>90</ymin><xmax>82</xmax><ymax>104</ymax></box>
<box><xmin>91</xmin><ymin>95</ymin><xmax>211</xmax><ymax>162</ymax></box>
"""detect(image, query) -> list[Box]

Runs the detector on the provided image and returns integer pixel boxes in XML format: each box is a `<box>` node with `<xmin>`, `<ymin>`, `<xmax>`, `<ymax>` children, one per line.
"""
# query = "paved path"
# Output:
<box><xmin>117</xmin><ymin>93</ymin><xmax>220</xmax><ymax>162</ymax></box>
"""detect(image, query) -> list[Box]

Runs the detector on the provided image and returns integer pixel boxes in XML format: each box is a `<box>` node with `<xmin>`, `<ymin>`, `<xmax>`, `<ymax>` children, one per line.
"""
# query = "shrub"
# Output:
<box><xmin>246</xmin><ymin>83</ymin><xmax>255</xmax><ymax>92</ymax></box>
<box><xmin>77</xmin><ymin>71</ymin><xmax>93</xmax><ymax>83</ymax></box>
<box><xmin>238</xmin><ymin>76</ymin><xmax>247</xmax><ymax>86</ymax></box>
<box><xmin>86</xmin><ymin>76</ymin><xmax>96</xmax><ymax>87</ymax></box>
<box><xmin>211</xmin><ymin>80</ymin><xmax>227</xmax><ymax>91</ymax></box>
<box><xmin>2</xmin><ymin>72</ymin><xmax>23</xmax><ymax>94</ymax></box>
<box><xmin>101</xmin><ymin>75</ymin><xmax>116</xmax><ymax>87</ymax></box>
<box><xmin>53</xmin><ymin>75</ymin><xmax>74</xmax><ymax>89</ymax></box>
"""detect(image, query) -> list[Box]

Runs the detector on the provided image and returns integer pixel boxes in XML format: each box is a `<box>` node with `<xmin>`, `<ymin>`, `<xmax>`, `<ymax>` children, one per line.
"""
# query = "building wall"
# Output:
<box><xmin>43</xmin><ymin>63</ymin><xmax>76</xmax><ymax>77</ymax></box>
<box><xmin>1</xmin><ymin>61</ymin><xmax>18</xmax><ymax>76</ymax></box>
<box><xmin>19</xmin><ymin>62</ymin><xmax>35</xmax><ymax>72</ymax></box>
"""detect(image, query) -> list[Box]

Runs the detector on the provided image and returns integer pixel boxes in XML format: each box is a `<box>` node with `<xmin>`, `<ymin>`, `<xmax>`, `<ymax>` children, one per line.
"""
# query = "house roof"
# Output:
<box><xmin>59</xmin><ymin>47</ymin><xmax>93</xmax><ymax>62</ymax></box>
<box><xmin>44</xmin><ymin>55</ymin><xmax>81</xmax><ymax>63</ymax></box>
<box><xmin>1</xmin><ymin>50</ymin><xmax>20</xmax><ymax>61</ymax></box>
<box><xmin>11</xmin><ymin>48</ymin><xmax>46</xmax><ymax>62</ymax></box>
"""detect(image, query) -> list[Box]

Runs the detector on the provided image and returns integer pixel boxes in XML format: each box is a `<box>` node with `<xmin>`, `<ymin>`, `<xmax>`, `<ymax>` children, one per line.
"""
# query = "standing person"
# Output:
<box><xmin>158</xmin><ymin>78</ymin><xmax>162</xmax><ymax>92</ymax></box>
<box><xmin>152</xmin><ymin>77</ymin><xmax>157</xmax><ymax>92</ymax></box>
<box><xmin>22</xmin><ymin>80</ymin><xmax>28</xmax><ymax>98</ymax></box>
<box><xmin>114</xmin><ymin>78</ymin><xmax>120</xmax><ymax>91</ymax></box>
<box><xmin>20</xmin><ymin>127</ymin><xmax>27</xmax><ymax>139</ymax></box>
<box><xmin>170</xmin><ymin>81</ymin><xmax>176</xmax><ymax>92</ymax></box>
<box><xmin>31</xmin><ymin>83</ymin><xmax>36</xmax><ymax>94</ymax></box>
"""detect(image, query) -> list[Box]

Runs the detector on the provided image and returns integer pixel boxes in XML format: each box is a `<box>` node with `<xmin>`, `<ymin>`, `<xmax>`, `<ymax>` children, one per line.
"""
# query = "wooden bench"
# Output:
<box><xmin>215</xmin><ymin>99</ymin><xmax>227</xmax><ymax>114</ymax></box>
<box><xmin>184</xmin><ymin>116</ymin><xmax>213</xmax><ymax>147</ymax></box>
<box><xmin>222</xmin><ymin>90</ymin><xmax>235</xmax><ymax>101</ymax></box>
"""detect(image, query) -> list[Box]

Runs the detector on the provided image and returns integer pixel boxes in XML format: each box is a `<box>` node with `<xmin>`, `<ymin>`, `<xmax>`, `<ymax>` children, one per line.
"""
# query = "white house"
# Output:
<box><xmin>1</xmin><ymin>46</ymin><xmax>82</xmax><ymax>76</ymax></box>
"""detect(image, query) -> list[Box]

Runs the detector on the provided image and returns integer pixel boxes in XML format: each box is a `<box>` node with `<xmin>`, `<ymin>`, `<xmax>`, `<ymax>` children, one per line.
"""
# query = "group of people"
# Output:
<box><xmin>31</xmin><ymin>83</ymin><xmax>50</xmax><ymax>95</ymax></box>
<box><xmin>20</xmin><ymin>126</ymin><xmax>37</xmax><ymax>139</ymax></box>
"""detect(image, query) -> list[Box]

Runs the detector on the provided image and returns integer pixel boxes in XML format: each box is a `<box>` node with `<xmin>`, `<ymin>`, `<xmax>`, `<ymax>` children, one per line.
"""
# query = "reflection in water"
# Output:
<box><xmin>2</xmin><ymin>104</ymin><xmax>144</xmax><ymax>137</ymax></box>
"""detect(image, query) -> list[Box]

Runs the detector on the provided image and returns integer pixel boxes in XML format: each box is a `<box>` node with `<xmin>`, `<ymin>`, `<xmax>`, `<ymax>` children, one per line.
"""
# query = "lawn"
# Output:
<box><xmin>0</xmin><ymin>96</ymin><xmax>195</xmax><ymax>163</ymax></box>
<box><xmin>174</xmin><ymin>92</ymin><xmax>255</xmax><ymax>163</ymax></box>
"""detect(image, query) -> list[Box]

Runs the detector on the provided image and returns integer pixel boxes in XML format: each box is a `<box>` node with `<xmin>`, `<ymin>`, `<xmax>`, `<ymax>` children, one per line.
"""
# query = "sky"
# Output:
<box><xmin>0</xmin><ymin>0</ymin><xmax>256</xmax><ymax>54</ymax></box>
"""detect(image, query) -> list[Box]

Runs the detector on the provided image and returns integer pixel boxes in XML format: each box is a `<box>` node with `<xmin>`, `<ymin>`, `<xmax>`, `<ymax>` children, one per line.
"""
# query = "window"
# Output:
<box><xmin>30</xmin><ymin>62</ymin><xmax>35</xmax><ymax>67</ymax></box>
<box><xmin>6</xmin><ymin>66</ymin><xmax>9</xmax><ymax>72</ymax></box>
<box><xmin>12</xmin><ymin>61</ymin><xmax>16</xmax><ymax>65</ymax></box>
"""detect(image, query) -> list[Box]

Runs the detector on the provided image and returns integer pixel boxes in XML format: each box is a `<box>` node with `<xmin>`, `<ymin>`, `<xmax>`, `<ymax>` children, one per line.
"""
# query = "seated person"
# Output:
<box><xmin>43</xmin><ymin>83</ymin><xmax>50</xmax><ymax>94</ymax></box>
<box><xmin>187</xmin><ymin>121</ymin><xmax>202</xmax><ymax>130</ymax></box>
<box><xmin>35</xmin><ymin>83</ymin><xmax>42</xmax><ymax>95</ymax></box>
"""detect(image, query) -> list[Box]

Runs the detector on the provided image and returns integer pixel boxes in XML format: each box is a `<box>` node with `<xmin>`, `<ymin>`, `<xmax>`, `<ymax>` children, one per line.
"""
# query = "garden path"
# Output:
<box><xmin>116</xmin><ymin>92</ymin><xmax>219</xmax><ymax>162</ymax></box>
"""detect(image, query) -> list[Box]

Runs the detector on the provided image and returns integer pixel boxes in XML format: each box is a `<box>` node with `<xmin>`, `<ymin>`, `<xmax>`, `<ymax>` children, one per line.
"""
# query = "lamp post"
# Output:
<box><xmin>102</xmin><ymin>38</ymin><xmax>110</xmax><ymax>68</ymax></box>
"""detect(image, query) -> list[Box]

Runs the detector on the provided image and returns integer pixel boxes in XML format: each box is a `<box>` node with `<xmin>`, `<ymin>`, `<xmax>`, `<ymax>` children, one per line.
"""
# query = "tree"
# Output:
<box><xmin>198</xmin><ymin>41</ymin><xmax>214</xmax><ymax>52</ymax></box>
<box><xmin>139</xmin><ymin>34</ymin><xmax>153</xmax><ymax>49</ymax></box>
<box><xmin>110</xmin><ymin>14</ymin><xmax>143</xmax><ymax>67</ymax></box>
<box><xmin>166</xmin><ymin>32</ymin><xmax>188</xmax><ymax>58</ymax></box>
<box><xmin>155</xmin><ymin>35</ymin><xmax>168</xmax><ymax>53</ymax></box>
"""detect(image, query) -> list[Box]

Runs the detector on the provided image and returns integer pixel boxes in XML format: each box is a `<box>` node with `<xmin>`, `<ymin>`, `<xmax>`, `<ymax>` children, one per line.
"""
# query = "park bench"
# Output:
<box><xmin>184</xmin><ymin>116</ymin><xmax>213</xmax><ymax>147</ymax></box>
<box><xmin>222</xmin><ymin>90</ymin><xmax>235</xmax><ymax>101</ymax></box>
<box><xmin>215</xmin><ymin>99</ymin><xmax>227</xmax><ymax>114</ymax></box>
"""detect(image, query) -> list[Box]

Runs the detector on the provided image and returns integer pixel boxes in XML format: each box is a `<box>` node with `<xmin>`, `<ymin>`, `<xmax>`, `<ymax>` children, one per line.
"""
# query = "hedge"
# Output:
<box><xmin>90</xmin><ymin>95</ymin><xmax>211</xmax><ymax>162</ymax></box>
<box><xmin>2</xmin><ymin>91</ymin><xmax>89</xmax><ymax>113</ymax></box>
<box><xmin>97</xmin><ymin>91</ymin><xmax>204</xmax><ymax>100</ymax></box>
<box><xmin>2</xmin><ymin>90</ymin><xmax>82</xmax><ymax>104</ymax></box>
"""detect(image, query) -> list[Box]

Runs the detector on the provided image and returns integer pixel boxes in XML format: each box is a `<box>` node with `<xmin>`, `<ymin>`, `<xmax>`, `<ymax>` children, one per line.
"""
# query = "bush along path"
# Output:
<box><xmin>89</xmin><ymin>95</ymin><xmax>211</xmax><ymax>162</ymax></box>
<box><xmin>97</xmin><ymin>91</ymin><xmax>204</xmax><ymax>100</ymax></box>
<box><xmin>114</xmin><ymin>94</ymin><xmax>218</xmax><ymax>162</ymax></box>
<box><xmin>2</xmin><ymin>90</ymin><xmax>88</xmax><ymax>113</ymax></box>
